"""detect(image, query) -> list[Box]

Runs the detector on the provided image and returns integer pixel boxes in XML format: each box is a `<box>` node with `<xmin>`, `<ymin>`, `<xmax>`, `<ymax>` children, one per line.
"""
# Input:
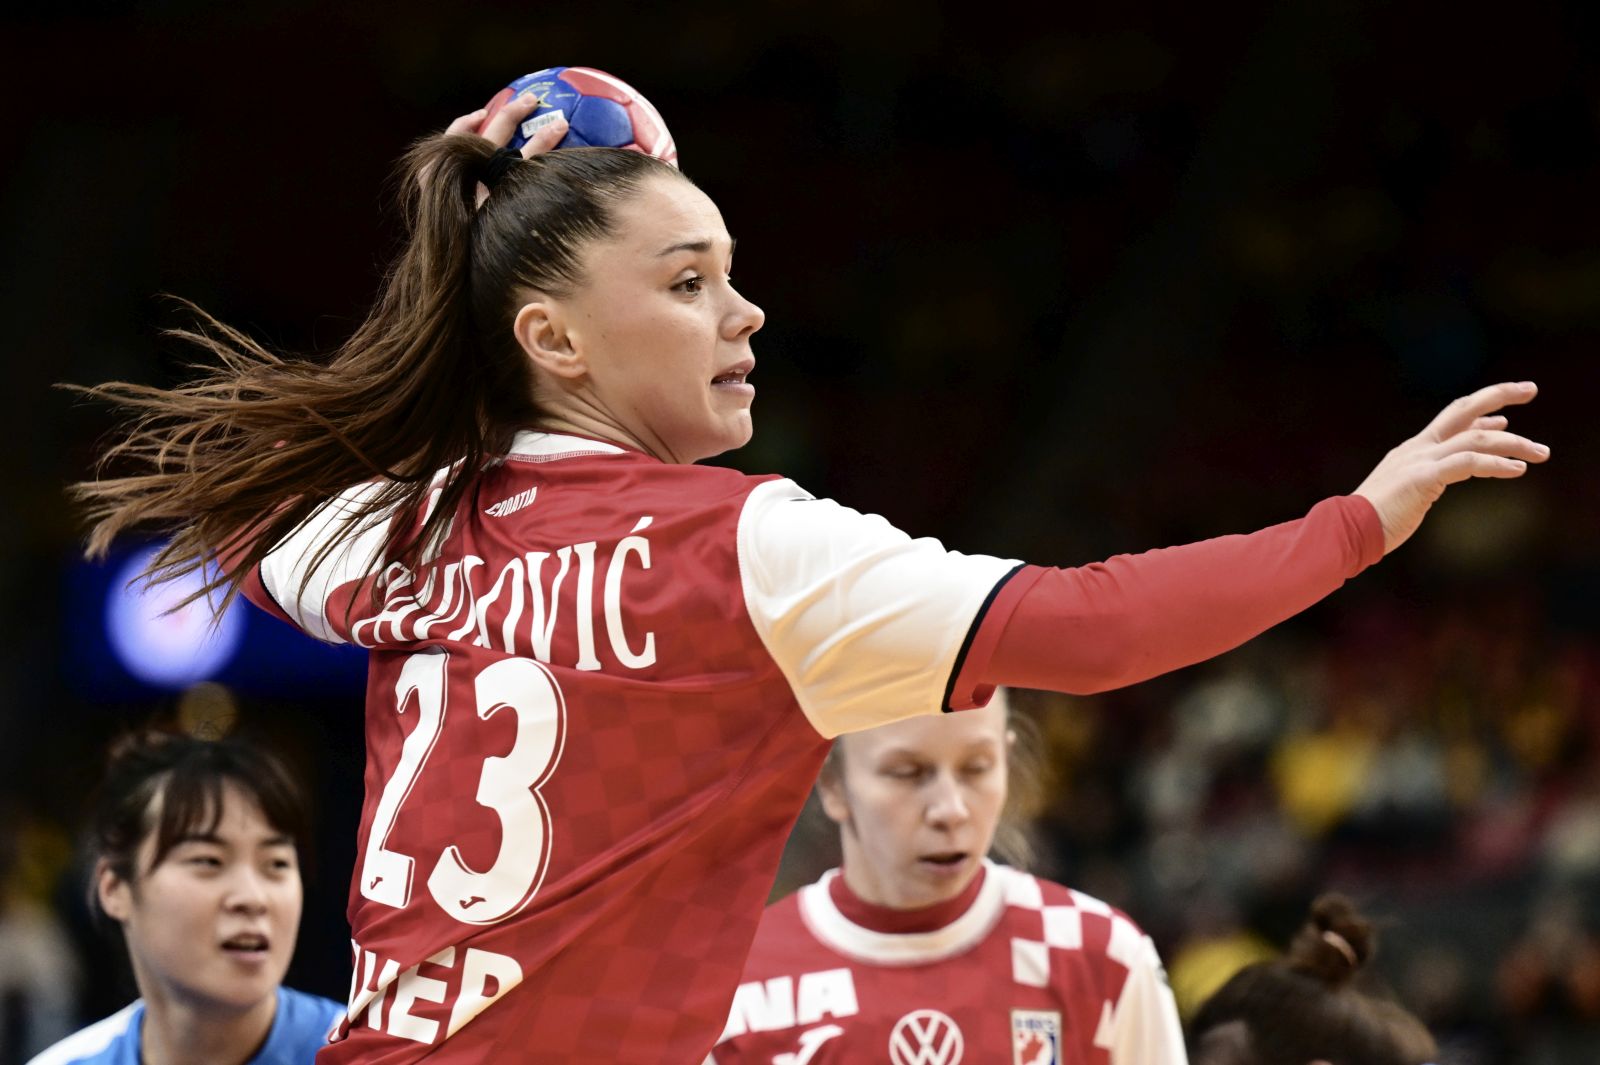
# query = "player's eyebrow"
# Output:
<box><xmin>172</xmin><ymin>832</ymin><xmax>295</xmax><ymax>848</ymax></box>
<box><xmin>656</xmin><ymin>237</ymin><xmax>737</xmax><ymax>257</ymax></box>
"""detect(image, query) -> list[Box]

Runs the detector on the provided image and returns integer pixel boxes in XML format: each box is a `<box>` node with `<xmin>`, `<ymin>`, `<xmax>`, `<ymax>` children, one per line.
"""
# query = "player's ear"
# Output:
<box><xmin>97</xmin><ymin>859</ymin><xmax>133</xmax><ymax>923</ymax></box>
<box><xmin>513</xmin><ymin>297</ymin><xmax>585</xmax><ymax>381</ymax></box>
<box><xmin>816</xmin><ymin>749</ymin><xmax>853</xmax><ymax>828</ymax></box>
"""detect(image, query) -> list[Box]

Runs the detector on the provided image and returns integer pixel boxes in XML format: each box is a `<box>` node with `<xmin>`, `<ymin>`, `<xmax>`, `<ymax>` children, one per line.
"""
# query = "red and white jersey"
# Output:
<box><xmin>238</xmin><ymin>431</ymin><xmax>1019</xmax><ymax>1064</ymax></box>
<box><xmin>711</xmin><ymin>863</ymin><xmax>1188</xmax><ymax>1065</ymax></box>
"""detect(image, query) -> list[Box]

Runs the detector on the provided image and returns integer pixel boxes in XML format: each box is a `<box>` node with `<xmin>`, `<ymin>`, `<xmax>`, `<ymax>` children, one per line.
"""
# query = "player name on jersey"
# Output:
<box><xmin>352</xmin><ymin>515</ymin><xmax>659</xmax><ymax>671</ymax></box>
<box><xmin>346</xmin><ymin>941</ymin><xmax>521</xmax><ymax>1047</ymax></box>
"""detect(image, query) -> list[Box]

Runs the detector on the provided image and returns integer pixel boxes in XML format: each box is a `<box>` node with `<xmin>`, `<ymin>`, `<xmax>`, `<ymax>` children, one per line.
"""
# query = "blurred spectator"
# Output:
<box><xmin>0</xmin><ymin>807</ymin><xmax>80</xmax><ymax>1061</ymax></box>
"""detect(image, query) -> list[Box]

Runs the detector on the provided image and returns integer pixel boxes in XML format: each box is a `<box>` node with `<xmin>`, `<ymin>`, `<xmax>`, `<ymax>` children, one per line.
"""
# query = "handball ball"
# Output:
<box><xmin>481</xmin><ymin>67</ymin><xmax>678</xmax><ymax>167</ymax></box>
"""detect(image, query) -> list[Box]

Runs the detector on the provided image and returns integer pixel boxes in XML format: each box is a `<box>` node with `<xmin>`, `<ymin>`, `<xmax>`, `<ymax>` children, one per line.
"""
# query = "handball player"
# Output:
<box><xmin>67</xmin><ymin>85</ymin><xmax>1547</xmax><ymax>1062</ymax></box>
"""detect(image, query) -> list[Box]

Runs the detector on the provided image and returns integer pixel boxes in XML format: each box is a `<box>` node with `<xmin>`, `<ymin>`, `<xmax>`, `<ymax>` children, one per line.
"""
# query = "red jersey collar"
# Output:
<box><xmin>827</xmin><ymin>865</ymin><xmax>989</xmax><ymax>935</ymax></box>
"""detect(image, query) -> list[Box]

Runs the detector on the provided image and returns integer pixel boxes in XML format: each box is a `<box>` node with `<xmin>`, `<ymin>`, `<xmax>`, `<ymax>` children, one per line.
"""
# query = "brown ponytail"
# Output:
<box><xmin>1188</xmin><ymin>893</ymin><xmax>1437</xmax><ymax>1065</ymax></box>
<box><xmin>1284</xmin><ymin>893</ymin><xmax>1374</xmax><ymax>988</ymax></box>
<box><xmin>68</xmin><ymin>133</ymin><xmax>685</xmax><ymax>607</ymax></box>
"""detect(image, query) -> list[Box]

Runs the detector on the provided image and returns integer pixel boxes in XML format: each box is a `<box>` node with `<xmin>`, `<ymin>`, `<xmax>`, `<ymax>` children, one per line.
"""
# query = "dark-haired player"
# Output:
<box><xmin>27</xmin><ymin>731</ymin><xmax>341</xmax><ymax>1065</ymax></box>
<box><xmin>1188</xmin><ymin>894</ymin><xmax>1437</xmax><ymax>1065</ymax></box>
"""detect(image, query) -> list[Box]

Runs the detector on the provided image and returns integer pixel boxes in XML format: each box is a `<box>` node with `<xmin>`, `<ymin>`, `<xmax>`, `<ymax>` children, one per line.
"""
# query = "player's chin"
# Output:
<box><xmin>680</xmin><ymin>418</ymin><xmax>754</xmax><ymax>463</ymax></box>
<box><xmin>713</xmin><ymin>411</ymin><xmax>755</xmax><ymax>452</ymax></box>
<box><xmin>191</xmin><ymin>970</ymin><xmax>279</xmax><ymax>1013</ymax></box>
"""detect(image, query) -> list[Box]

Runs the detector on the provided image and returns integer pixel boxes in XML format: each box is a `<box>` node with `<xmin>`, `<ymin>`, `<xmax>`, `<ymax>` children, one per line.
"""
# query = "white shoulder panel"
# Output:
<box><xmin>258</xmin><ymin>481</ymin><xmax>396</xmax><ymax>645</ymax></box>
<box><xmin>1109</xmin><ymin>931</ymin><xmax>1188</xmax><ymax>1065</ymax></box>
<box><xmin>736</xmin><ymin>479</ymin><xmax>1017</xmax><ymax>738</ymax></box>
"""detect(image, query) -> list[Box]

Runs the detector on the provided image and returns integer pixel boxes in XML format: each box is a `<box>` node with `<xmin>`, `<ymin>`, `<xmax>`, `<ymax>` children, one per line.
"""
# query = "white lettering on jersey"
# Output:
<box><xmin>348</xmin><ymin>519</ymin><xmax>658</xmax><ymax>673</ymax></box>
<box><xmin>605</xmin><ymin>516</ymin><xmax>657</xmax><ymax>668</ymax></box>
<box><xmin>720</xmin><ymin>969</ymin><xmax>859</xmax><ymax>1040</ymax></box>
<box><xmin>485</xmin><ymin>486</ymin><xmax>537</xmax><ymax>517</ymax></box>
<box><xmin>774</xmin><ymin>1024</ymin><xmax>845</xmax><ymax>1065</ymax></box>
<box><xmin>888</xmin><ymin>1009</ymin><xmax>964</xmax><ymax>1065</ymax></box>
<box><xmin>348</xmin><ymin>940</ymin><xmax>524</xmax><ymax>1046</ymax></box>
<box><xmin>796</xmin><ymin>968</ymin><xmax>857</xmax><ymax>1025</ymax></box>
<box><xmin>525</xmin><ymin>547</ymin><xmax>574</xmax><ymax>661</ymax></box>
<box><xmin>469</xmin><ymin>556</ymin><xmax>525</xmax><ymax>654</ymax></box>
<box><xmin>358</xmin><ymin>652</ymin><xmax>566</xmax><ymax>925</ymax></box>
<box><xmin>447</xmin><ymin>946</ymin><xmax>524</xmax><ymax>1038</ymax></box>
<box><xmin>723</xmin><ymin>977</ymin><xmax>794</xmax><ymax>1039</ymax></box>
<box><xmin>387</xmin><ymin>947</ymin><xmax>452</xmax><ymax>1043</ymax></box>
<box><xmin>572</xmin><ymin>541</ymin><xmax>601</xmax><ymax>671</ymax></box>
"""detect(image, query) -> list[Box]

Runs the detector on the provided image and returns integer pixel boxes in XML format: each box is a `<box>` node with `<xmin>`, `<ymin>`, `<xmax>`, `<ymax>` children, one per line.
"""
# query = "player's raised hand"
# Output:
<box><xmin>1353</xmin><ymin>381</ymin><xmax>1548</xmax><ymax>554</ymax></box>
<box><xmin>455</xmin><ymin>90</ymin><xmax>569</xmax><ymax>159</ymax></box>
<box><xmin>440</xmin><ymin>91</ymin><xmax>569</xmax><ymax>208</ymax></box>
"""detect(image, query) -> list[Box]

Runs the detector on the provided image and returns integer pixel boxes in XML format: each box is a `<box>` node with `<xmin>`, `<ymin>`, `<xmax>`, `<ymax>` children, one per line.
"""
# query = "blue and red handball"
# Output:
<box><xmin>480</xmin><ymin>67</ymin><xmax>678</xmax><ymax>167</ymax></box>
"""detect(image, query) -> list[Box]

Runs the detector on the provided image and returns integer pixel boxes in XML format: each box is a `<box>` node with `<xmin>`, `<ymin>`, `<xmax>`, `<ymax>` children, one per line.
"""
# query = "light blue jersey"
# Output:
<box><xmin>26</xmin><ymin>986</ymin><xmax>342</xmax><ymax>1065</ymax></box>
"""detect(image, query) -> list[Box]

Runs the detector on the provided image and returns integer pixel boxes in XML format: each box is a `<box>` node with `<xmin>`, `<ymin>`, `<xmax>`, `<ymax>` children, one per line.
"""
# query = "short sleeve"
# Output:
<box><xmin>736</xmin><ymin>478</ymin><xmax>1020</xmax><ymax>738</ymax></box>
<box><xmin>1109</xmin><ymin>933</ymin><xmax>1188</xmax><ymax>1065</ymax></box>
<box><xmin>250</xmin><ymin>482</ymin><xmax>397</xmax><ymax>645</ymax></box>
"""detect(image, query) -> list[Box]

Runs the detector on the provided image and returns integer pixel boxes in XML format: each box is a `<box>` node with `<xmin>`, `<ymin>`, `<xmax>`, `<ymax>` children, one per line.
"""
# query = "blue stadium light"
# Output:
<box><xmin>104</xmin><ymin>546</ymin><xmax>246</xmax><ymax>688</ymax></box>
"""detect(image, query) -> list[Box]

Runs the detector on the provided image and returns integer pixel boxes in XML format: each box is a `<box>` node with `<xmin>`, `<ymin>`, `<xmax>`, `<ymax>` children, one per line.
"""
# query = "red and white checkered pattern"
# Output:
<box><xmin>713</xmin><ymin>864</ymin><xmax>1188</xmax><ymax>1065</ymax></box>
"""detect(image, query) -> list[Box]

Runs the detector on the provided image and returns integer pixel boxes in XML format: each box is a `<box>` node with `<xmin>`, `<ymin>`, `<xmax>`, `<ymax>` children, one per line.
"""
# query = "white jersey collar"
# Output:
<box><xmin>797</xmin><ymin>860</ymin><xmax>1013</xmax><ymax>966</ymax></box>
<box><xmin>507</xmin><ymin>430</ymin><xmax>629</xmax><ymax>462</ymax></box>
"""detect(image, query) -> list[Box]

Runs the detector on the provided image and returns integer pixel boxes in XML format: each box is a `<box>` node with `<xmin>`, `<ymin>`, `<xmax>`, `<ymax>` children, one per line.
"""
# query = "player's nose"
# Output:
<box><xmin>223</xmin><ymin>867</ymin><xmax>271</xmax><ymax>914</ymax></box>
<box><xmin>924</xmin><ymin>773</ymin><xmax>971</xmax><ymax>827</ymax></box>
<box><xmin>722</xmin><ymin>287</ymin><xmax>764</xmax><ymax>340</ymax></box>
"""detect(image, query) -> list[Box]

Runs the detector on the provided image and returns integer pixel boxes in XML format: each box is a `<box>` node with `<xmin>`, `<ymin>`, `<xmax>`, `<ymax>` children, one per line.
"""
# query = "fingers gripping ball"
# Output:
<box><xmin>480</xmin><ymin>67</ymin><xmax>678</xmax><ymax>166</ymax></box>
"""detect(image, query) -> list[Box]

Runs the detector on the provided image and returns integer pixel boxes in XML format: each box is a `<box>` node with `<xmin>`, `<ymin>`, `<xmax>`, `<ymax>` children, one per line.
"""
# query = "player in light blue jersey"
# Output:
<box><xmin>28</xmin><ymin>731</ymin><xmax>342</xmax><ymax>1065</ymax></box>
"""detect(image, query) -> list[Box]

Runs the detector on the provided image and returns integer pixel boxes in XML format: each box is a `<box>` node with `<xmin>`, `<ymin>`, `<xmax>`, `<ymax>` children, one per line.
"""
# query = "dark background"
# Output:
<box><xmin>3</xmin><ymin>2</ymin><xmax>1599</xmax><ymax>1062</ymax></box>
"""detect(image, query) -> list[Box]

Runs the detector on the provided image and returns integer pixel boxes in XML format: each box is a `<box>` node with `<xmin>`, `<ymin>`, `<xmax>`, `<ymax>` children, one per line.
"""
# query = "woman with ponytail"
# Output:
<box><xmin>1187</xmin><ymin>895</ymin><xmax>1439</xmax><ymax>1065</ymax></box>
<box><xmin>70</xmin><ymin>76</ymin><xmax>1545</xmax><ymax>1063</ymax></box>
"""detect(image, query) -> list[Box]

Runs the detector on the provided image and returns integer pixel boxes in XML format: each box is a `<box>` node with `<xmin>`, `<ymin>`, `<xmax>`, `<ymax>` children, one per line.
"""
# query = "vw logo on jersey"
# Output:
<box><xmin>1011</xmin><ymin>1009</ymin><xmax>1062</xmax><ymax>1065</ymax></box>
<box><xmin>888</xmin><ymin>1009</ymin><xmax>964</xmax><ymax>1065</ymax></box>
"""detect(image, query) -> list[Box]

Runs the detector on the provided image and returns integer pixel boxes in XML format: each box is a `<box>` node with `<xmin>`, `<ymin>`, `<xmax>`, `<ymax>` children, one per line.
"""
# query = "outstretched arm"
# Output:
<box><xmin>962</xmin><ymin>382</ymin><xmax>1547</xmax><ymax>700</ymax></box>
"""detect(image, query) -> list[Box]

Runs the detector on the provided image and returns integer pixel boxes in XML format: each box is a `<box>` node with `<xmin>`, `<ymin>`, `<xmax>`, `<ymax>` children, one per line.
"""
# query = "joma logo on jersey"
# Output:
<box><xmin>1012</xmin><ymin>1009</ymin><xmax>1061</xmax><ymax>1065</ymax></box>
<box><xmin>889</xmin><ymin>1009</ymin><xmax>964</xmax><ymax>1065</ymax></box>
<box><xmin>718</xmin><ymin>969</ymin><xmax>859</xmax><ymax>1040</ymax></box>
<box><xmin>484</xmin><ymin>487</ymin><xmax>537</xmax><ymax>517</ymax></box>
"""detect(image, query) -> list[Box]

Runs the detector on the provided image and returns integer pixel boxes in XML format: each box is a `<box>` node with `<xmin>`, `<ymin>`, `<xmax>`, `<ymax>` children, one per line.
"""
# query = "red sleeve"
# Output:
<box><xmin>950</xmin><ymin>495</ymin><xmax>1384</xmax><ymax>700</ymax></box>
<box><xmin>210</xmin><ymin>520</ymin><xmax>299</xmax><ymax>627</ymax></box>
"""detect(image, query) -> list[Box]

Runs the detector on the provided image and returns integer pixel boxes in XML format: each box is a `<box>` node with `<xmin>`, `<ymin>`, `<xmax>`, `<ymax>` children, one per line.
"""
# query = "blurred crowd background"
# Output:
<box><xmin>3</xmin><ymin>1</ymin><xmax>1597</xmax><ymax>1062</ymax></box>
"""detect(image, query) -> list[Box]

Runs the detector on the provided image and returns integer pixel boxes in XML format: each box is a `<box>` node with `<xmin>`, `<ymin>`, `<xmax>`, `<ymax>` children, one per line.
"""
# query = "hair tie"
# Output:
<box><xmin>1321</xmin><ymin>929</ymin><xmax>1358</xmax><ymax>968</ymax></box>
<box><xmin>481</xmin><ymin>147</ymin><xmax>523</xmax><ymax>192</ymax></box>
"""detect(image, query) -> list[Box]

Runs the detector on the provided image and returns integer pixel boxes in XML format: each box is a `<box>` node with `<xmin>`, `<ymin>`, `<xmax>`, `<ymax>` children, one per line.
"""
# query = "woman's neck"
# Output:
<box><xmin>137</xmin><ymin>985</ymin><xmax>277</xmax><ymax>1065</ymax></box>
<box><xmin>532</xmin><ymin>391</ymin><xmax>677</xmax><ymax>463</ymax></box>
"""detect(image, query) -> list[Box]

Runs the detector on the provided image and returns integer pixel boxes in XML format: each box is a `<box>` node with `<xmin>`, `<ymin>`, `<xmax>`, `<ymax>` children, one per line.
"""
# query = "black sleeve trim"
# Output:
<box><xmin>941</xmin><ymin>562</ymin><xmax>1026</xmax><ymax>714</ymax></box>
